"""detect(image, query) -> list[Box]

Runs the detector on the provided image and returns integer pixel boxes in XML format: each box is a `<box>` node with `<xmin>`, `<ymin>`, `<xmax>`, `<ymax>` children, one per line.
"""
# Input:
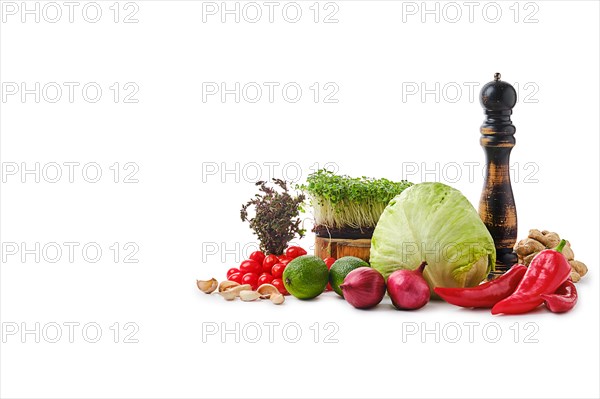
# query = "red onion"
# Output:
<box><xmin>340</xmin><ymin>267</ymin><xmax>386</xmax><ymax>309</ymax></box>
<box><xmin>387</xmin><ymin>261</ymin><xmax>429</xmax><ymax>310</ymax></box>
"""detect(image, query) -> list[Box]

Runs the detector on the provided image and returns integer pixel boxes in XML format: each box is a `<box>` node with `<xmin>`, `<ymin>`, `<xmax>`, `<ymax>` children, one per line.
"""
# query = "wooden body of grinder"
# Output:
<box><xmin>479</xmin><ymin>73</ymin><xmax>518</xmax><ymax>274</ymax></box>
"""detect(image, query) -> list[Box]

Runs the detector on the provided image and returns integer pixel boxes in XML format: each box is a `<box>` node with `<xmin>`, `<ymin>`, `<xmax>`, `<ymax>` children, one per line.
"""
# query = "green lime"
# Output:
<box><xmin>329</xmin><ymin>256</ymin><xmax>370</xmax><ymax>297</ymax></box>
<box><xmin>283</xmin><ymin>255</ymin><xmax>329</xmax><ymax>300</ymax></box>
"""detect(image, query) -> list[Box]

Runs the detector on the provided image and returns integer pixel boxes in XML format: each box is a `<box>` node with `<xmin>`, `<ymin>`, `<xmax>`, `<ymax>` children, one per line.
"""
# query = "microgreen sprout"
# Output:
<box><xmin>298</xmin><ymin>169</ymin><xmax>412</xmax><ymax>230</ymax></box>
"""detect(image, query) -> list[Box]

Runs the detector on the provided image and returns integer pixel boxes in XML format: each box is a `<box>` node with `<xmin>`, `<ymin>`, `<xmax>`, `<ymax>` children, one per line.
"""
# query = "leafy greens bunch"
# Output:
<box><xmin>240</xmin><ymin>179</ymin><xmax>306</xmax><ymax>255</ymax></box>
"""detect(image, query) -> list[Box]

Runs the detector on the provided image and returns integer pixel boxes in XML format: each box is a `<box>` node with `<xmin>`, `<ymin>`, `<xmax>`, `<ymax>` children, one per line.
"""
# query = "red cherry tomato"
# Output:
<box><xmin>272</xmin><ymin>278</ymin><xmax>289</xmax><ymax>295</ymax></box>
<box><xmin>263</xmin><ymin>255</ymin><xmax>279</xmax><ymax>273</ymax></box>
<box><xmin>258</xmin><ymin>273</ymin><xmax>274</xmax><ymax>286</ymax></box>
<box><xmin>227</xmin><ymin>268</ymin><xmax>240</xmax><ymax>279</ymax></box>
<box><xmin>249</xmin><ymin>251</ymin><xmax>265</xmax><ymax>265</ymax></box>
<box><xmin>277</xmin><ymin>255</ymin><xmax>287</xmax><ymax>262</ymax></box>
<box><xmin>285</xmin><ymin>246</ymin><xmax>307</xmax><ymax>260</ymax></box>
<box><xmin>261</xmin><ymin>262</ymin><xmax>271</xmax><ymax>274</ymax></box>
<box><xmin>240</xmin><ymin>259</ymin><xmax>261</xmax><ymax>275</ymax></box>
<box><xmin>325</xmin><ymin>283</ymin><xmax>333</xmax><ymax>291</ymax></box>
<box><xmin>271</xmin><ymin>263</ymin><xmax>286</xmax><ymax>279</ymax></box>
<box><xmin>229</xmin><ymin>272</ymin><xmax>243</xmax><ymax>284</ymax></box>
<box><xmin>280</xmin><ymin>259</ymin><xmax>290</xmax><ymax>266</ymax></box>
<box><xmin>242</xmin><ymin>272</ymin><xmax>259</xmax><ymax>290</ymax></box>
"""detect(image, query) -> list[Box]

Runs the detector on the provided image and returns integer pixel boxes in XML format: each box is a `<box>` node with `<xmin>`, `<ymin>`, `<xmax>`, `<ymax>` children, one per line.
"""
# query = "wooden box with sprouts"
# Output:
<box><xmin>299</xmin><ymin>170</ymin><xmax>412</xmax><ymax>261</ymax></box>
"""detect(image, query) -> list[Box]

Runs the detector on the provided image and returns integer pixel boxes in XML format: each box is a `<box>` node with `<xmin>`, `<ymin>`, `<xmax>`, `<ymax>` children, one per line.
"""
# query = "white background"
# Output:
<box><xmin>1</xmin><ymin>1</ymin><xmax>599</xmax><ymax>398</ymax></box>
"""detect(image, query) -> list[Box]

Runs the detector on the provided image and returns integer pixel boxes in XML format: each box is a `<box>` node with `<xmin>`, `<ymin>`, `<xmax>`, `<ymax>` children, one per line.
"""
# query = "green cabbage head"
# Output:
<box><xmin>370</xmin><ymin>182</ymin><xmax>495</xmax><ymax>291</ymax></box>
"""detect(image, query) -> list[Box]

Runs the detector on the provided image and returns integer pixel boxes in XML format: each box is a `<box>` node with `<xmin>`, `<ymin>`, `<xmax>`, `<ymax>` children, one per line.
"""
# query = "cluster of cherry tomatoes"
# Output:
<box><xmin>226</xmin><ymin>246</ymin><xmax>336</xmax><ymax>295</ymax></box>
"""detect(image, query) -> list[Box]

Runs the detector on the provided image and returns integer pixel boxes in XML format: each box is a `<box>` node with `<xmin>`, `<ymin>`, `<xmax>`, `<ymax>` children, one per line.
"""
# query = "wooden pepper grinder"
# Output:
<box><xmin>479</xmin><ymin>73</ymin><xmax>518</xmax><ymax>275</ymax></box>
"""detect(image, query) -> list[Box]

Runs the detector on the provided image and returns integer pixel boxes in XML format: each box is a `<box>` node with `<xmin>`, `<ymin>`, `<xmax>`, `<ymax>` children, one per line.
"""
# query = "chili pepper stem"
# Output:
<box><xmin>417</xmin><ymin>261</ymin><xmax>427</xmax><ymax>274</ymax></box>
<box><xmin>555</xmin><ymin>239</ymin><xmax>567</xmax><ymax>253</ymax></box>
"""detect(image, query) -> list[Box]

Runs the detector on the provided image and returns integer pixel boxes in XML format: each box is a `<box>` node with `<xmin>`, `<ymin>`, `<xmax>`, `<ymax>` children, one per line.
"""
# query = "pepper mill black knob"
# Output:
<box><xmin>479</xmin><ymin>73</ymin><xmax>518</xmax><ymax>275</ymax></box>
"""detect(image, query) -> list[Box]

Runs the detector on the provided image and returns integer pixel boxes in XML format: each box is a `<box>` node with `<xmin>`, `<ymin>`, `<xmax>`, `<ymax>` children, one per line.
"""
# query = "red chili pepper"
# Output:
<box><xmin>492</xmin><ymin>239</ymin><xmax>572</xmax><ymax>315</ymax></box>
<box><xmin>434</xmin><ymin>264</ymin><xmax>527</xmax><ymax>308</ymax></box>
<box><xmin>541</xmin><ymin>280</ymin><xmax>578</xmax><ymax>313</ymax></box>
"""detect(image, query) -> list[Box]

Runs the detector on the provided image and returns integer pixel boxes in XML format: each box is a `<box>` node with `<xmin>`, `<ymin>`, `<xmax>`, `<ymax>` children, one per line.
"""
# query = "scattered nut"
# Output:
<box><xmin>529</xmin><ymin>229</ymin><xmax>560</xmax><ymax>248</ymax></box>
<box><xmin>219</xmin><ymin>280</ymin><xmax>240</xmax><ymax>292</ymax></box>
<box><xmin>523</xmin><ymin>252</ymin><xmax>536</xmax><ymax>266</ymax></box>
<box><xmin>570</xmin><ymin>271</ymin><xmax>581</xmax><ymax>283</ymax></box>
<box><xmin>196</xmin><ymin>278</ymin><xmax>218</xmax><ymax>294</ymax></box>
<box><xmin>561</xmin><ymin>242</ymin><xmax>575</xmax><ymax>261</ymax></box>
<box><xmin>257</xmin><ymin>284</ymin><xmax>279</xmax><ymax>299</ymax></box>
<box><xmin>218</xmin><ymin>290</ymin><xmax>237</xmax><ymax>301</ymax></box>
<box><xmin>239</xmin><ymin>290</ymin><xmax>260</xmax><ymax>302</ymax></box>
<box><xmin>514</xmin><ymin>238</ymin><xmax>545</xmax><ymax>257</ymax></box>
<box><xmin>228</xmin><ymin>284</ymin><xmax>251</xmax><ymax>295</ymax></box>
<box><xmin>569</xmin><ymin>260</ymin><xmax>588</xmax><ymax>277</ymax></box>
<box><xmin>540</xmin><ymin>230</ymin><xmax>561</xmax><ymax>248</ymax></box>
<box><xmin>256</xmin><ymin>284</ymin><xmax>285</xmax><ymax>304</ymax></box>
<box><xmin>215</xmin><ymin>284</ymin><xmax>253</xmax><ymax>301</ymax></box>
<box><xmin>270</xmin><ymin>293</ymin><xmax>285</xmax><ymax>305</ymax></box>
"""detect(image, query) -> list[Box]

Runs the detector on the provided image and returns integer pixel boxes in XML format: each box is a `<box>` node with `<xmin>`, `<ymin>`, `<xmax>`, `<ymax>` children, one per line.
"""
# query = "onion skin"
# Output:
<box><xmin>340</xmin><ymin>267</ymin><xmax>386</xmax><ymax>309</ymax></box>
<box><xmin>387</xmin><ymin>262</ymin><xmax>429</xmax><ymax>310</ymax></box>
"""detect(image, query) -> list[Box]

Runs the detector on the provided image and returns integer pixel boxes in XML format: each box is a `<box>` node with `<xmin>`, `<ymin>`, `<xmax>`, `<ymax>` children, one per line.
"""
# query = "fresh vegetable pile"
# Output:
<box><xmin>197</xmin><ymin>178</ymin><xmax>586</xmax><ymax>316</ymax></box>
